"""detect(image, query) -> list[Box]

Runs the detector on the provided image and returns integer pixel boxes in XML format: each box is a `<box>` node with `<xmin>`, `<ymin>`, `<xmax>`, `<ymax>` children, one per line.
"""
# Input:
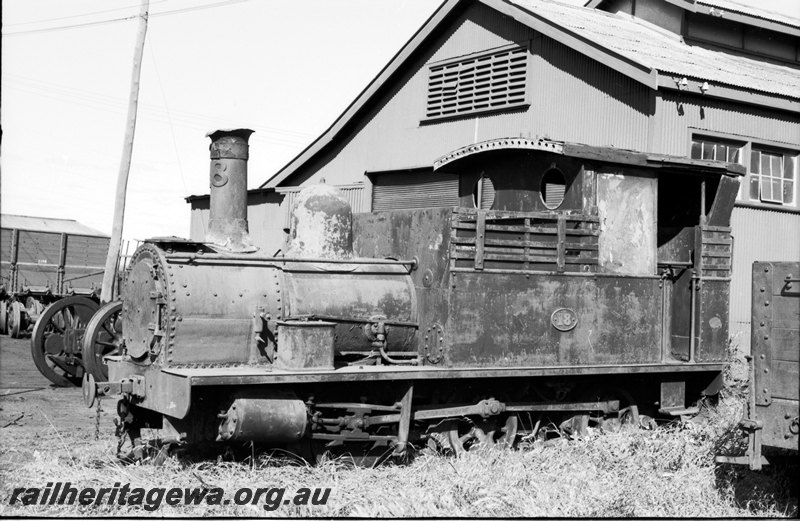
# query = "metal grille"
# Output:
<box><xmin>372</xmin><ymin>171</ymin><xmax>459</xmax><ymax>211</ymax></box>
<box><xmin>426</xmin><ymin>44</ymin><xmax>529</xmax><ymax>120</ymax></box>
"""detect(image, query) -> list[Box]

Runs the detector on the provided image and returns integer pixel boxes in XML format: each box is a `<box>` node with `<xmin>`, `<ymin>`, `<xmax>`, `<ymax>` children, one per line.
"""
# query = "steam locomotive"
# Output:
<box><xmin>85</xmin><ymin>128</ymin><xmax>744</xmax><ymax>461</ymax></box>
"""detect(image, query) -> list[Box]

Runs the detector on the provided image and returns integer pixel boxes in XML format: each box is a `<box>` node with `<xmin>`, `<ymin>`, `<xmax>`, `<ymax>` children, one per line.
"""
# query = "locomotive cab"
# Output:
<box><xmin>357</xmin><ymin>138</ymin><xmax>743</xmax><ymax>371</ymax></box>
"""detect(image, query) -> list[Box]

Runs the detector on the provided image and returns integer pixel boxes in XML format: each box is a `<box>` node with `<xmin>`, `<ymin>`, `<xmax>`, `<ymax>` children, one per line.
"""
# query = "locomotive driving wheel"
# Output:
<box><xmin>445</xmin><ymin>415</ymin><xmax>519</xmax><ymax>456</ymax></box>
<box><xmin>82</xmin><ymin>301</ymin><xmax>123</xmax><ymax>382</ymax></box>
<box><xmin>82</xmin><ymin>300</ymin><xmax>124</xmax><ymax>381</ymax></box>
<box><xmin>31</xmin><ymin>296</ymin><xmax>99</xmax><ymax>387</ymax></box>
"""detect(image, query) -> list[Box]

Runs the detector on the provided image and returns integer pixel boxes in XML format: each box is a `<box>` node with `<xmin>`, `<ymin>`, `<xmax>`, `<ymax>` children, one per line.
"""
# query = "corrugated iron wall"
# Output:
<box><xmin>729</xmin><ymin>206</ymin><xmax>800</xmax><ymax>352</ymax></box>
<box><xmin>531</xmin><ymin>36</ymin><xmax>650</xmax><ymax>150</ymax></box>
<box><xmin>189</xmin><ymin>191</ymin><xmax>287</xmax><ymax>253</ymax></box>
<box><xmin>649</xmin><ymin>92</ymin><xmax>800</xmax><ymax>156</ymax></box>
<box><xmin>290</xmin><ymin>1</ymin><xmax>652</xmax><ymax>186</ymax></box>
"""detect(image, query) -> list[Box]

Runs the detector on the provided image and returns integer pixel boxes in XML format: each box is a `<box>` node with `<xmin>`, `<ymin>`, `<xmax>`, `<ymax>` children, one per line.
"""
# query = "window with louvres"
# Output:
<box><xmin>424</xmin><ymin>43</ymin><xmax>529</xmax><ymax>122</ymax></box>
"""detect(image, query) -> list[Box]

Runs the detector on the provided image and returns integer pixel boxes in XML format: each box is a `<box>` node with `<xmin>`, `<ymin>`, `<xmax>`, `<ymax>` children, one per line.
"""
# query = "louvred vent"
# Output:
<box><xmin>426</xmin><ymin>44</ymin><xmax>529</xmax><ymax>121</ymax></box>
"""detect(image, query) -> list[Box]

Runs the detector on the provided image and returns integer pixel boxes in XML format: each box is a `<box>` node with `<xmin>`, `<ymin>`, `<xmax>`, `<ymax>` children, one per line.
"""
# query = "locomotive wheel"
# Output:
<box><xmin>31</xmin><ymin>296</ymin><xmax>99</xmax><ymax>387</ymax></box>
<box><xmin>445</xmin><ymin>415</ymin><xmax>518</xmax><ymax>455</ymax></box>
<box><xmin>82</xmin><ymin>300</ymin><xmax>123</xmax><ymax>382</ymax></box>
<box><xmin>25</xmin><ymin>296</ymin><xmax>45</xmax><ymax>328</ymax></box>
<box><xmin>8</xmin><ymin>301</ymin><xmax>24</xmax><ymax>338</ymax></box>
<box><xmin>0</xmin><ymin>300</ymin><xmax>7</xmax><ymax>335</ymax></box>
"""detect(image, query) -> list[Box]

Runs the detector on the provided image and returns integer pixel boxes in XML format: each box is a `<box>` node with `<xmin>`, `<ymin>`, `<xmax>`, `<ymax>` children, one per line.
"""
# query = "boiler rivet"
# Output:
<box><xmin>760</xmin><ymin>287</ymin><xmax>765</xmax><ymax>292</ymax></box>
<box><xmin>760</xmin><ymin>354</ymin><xmax>765</xmax><ymax>359</ymax></box>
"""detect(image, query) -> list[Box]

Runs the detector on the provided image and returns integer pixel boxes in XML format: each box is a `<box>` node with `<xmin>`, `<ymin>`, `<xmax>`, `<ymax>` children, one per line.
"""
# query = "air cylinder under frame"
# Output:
<box><xmin>217</xmin><ymin>391</ymin><xmax>308</xmax><ymax>443</ymax></box>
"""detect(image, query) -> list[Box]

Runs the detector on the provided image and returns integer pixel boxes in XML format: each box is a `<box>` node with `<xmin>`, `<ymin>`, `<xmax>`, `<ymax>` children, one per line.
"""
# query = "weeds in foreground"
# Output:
<box><xmin>1</xmin><ymin>338</ymin><xmax>795</xmax><ymax>517</ymax></box>
<box><xmin>1</xmin><ymin>401</ymin><xmax>795</xmax><ymax>517</ymax></box>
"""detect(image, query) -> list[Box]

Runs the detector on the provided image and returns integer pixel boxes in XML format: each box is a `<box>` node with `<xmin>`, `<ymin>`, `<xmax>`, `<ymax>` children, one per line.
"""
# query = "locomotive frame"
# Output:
<box><xmin>86</xmin><ymin>128</ymin><xmax>748</xmax><ymax>461</ymax></box>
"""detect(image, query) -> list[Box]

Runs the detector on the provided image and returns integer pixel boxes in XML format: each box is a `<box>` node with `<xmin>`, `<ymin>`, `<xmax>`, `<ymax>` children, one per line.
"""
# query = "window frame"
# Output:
<box><xmin>688</xmin><ymin>130</ymin><xmax>798</xmax><ymax>211</ymax></box>
<box><xmin>749</xmin><ymin>146</ymin><xmax>797</xmax><ymax>206</ymax></box>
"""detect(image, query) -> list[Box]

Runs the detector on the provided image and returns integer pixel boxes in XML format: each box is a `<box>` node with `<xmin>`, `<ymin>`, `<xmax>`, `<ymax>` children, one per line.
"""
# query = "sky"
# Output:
<box><xmin>1</xmin><ymin>0</ymin><xmax>439</xmax><ymax>242</ymax></box>
<box><xmin>1</xmin><ymin>0</ymin><xmax>798</xmax><ymax>243</ymax></box>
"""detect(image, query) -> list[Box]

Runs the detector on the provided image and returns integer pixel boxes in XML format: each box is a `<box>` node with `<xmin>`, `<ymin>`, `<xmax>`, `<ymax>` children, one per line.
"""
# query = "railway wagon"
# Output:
<box><xmin>86</xmin><ymin>128</ymin><xmax>745</xmax><ymax>461</ymax></box>
<box><xmin>0</xmin><ymin>214</ymin><xmax>109</xmax><ymax>338</ymax></box>
<box><xmin>718</xmin><ymin>261</ymin><xmax>799</xmax><ymax>470</ymax></box>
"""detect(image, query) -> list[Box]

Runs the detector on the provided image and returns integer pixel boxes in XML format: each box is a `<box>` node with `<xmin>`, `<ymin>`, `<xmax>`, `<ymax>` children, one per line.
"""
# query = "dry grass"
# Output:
<box><xmin>1</xmin><ymin>340</ymin><xmax>795</xmax><ymax>517</ymax></box>
<box><xmin>1</xmin><ymin>408</ymin><xmax>795</xmax><ymax>517</ymax></box>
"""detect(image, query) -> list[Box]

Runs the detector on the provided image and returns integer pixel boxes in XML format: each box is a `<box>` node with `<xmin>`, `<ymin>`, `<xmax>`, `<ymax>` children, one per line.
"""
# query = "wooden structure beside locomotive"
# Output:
<box><xmin>0</xmin><ymin>214</ymin><xmax>109</xmax><ymax>338</ymax></box>
<box><xmin>85</xmin><ymin>128</ymin><xmax>748</xmax><ymax>458</ymax></box>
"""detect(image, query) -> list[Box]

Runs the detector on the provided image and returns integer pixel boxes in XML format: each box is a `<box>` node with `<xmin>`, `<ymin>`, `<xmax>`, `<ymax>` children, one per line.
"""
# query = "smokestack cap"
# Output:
<box><xmin>207</xmin><ymin>129</ymin><xmax>254</xmax><ymax>160</ymax></box>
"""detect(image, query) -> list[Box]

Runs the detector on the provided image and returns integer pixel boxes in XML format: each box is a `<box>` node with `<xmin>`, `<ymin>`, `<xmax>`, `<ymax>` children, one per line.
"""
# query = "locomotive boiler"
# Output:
<box><xmin>85</xmin><ymin>128</ymin><xmax>746</xmax><ymax>461</ymax></box>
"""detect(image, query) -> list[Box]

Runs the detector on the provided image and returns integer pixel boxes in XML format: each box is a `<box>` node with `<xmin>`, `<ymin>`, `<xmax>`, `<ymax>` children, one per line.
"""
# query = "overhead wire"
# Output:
<box><xmin>2</xmin><ymin>74</ymin><xmax>315</xmax><ymax>147</ymax></box>
<box><xmin>3</xmin><ymin>0</ymin><xmax>171</xmax><ymax>27</ymax></box>
<box><xmin>3</xmin><ymin>0</ymin><xmax>250</xmax><ymax>37</ymax></box>
<box><xmin>147</xmin><ymin>30</ymin><xmax>189</xmax><ymax>195</ymax></box>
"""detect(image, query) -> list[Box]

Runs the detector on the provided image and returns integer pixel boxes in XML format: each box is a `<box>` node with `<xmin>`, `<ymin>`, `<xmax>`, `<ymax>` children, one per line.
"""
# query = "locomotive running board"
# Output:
<box><xmin>162</xmin><ymin>362</ymin><xmax>725</xmax><ymax>387</ymax></box>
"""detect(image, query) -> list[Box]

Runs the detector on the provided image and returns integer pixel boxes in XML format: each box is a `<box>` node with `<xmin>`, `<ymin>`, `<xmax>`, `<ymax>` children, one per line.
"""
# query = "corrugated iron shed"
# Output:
<box><xmin>695</xmin><ymin>0</ymin><xmax>800</xmax><ymax>29</ymax></box>
<box><xmin>0</xmin><ymin>214</ymin><xmax>108</xmax><ymax>237</ymax></box>
<box><xmin>508</xmin><ymin>0</ymin><xmax>799</xmax><ymax>99</ymax></box>
<box><xmin>260</xmin><ymin>0</ymin><xmax>799</xmax><ymax>189</ymax></box>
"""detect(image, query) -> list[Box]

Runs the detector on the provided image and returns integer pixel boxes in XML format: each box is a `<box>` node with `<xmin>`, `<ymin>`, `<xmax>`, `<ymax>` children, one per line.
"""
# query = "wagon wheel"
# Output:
<box><xmin>82</xmin><ymin>300</ymin><xmax>124</xmax><ymax>382</ymax></box>
<box><xmin>446</xmin><ymin>415</ymin><xmax>518</xmax><ymax>455</ymax></box>
<box><xmin>0</xmin><ymin>300</ymin><xmax>7</xmax><ymax>335</ymax></box>
<box><xmin>30</xmin><ymin>296</ymin><xmax>99</xmax><ymax>387</ymax></box>
<box><xmin>25</xmin><ymin>296</ymin><xmax>45</xmax><ymax>326</ymax></box>
<box><xmin>8</xmin><ymin>301</ymin><xmax>25</xmax><ymax>338</ymax></box>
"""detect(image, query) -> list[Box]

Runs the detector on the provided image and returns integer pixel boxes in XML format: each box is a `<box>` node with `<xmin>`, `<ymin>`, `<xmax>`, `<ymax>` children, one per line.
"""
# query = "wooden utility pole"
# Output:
<box><xmin>101</xmin><ymin>0</ymin><xmax>149</xmax><ymax>302</ymax></box>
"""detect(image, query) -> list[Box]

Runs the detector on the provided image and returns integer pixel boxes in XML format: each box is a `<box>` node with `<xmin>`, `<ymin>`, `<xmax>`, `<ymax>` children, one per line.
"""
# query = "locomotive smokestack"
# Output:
<box><xmin>206</xmin><ymin>128</ymin><xmax>255</xmax><ymax>252</ymax></box>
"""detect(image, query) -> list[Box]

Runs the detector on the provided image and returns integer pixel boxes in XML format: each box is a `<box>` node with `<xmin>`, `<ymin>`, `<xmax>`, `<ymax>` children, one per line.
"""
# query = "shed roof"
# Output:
<box><xmin>685</xmin><ymin>0</ymin><xmax>799</xmax><ymax>30</ymax></box>
<box><xmin>585</xmin><ymin>0</ymin><xmax>800</xmax><ymax>32</ymax></box>
<box><xmin>261</xmin><ymin>0</ymin><xmax>799</xmax><ymax>189</ymax></box>
<box><xmin>0</xmin><ymin>214</ymin><xmax>108</xmax><ymax>237</ymax></box>
<box><xmin>508</xmin><ymin>0</ymin><xmax>799</xmax><ymax>99</ymax></box>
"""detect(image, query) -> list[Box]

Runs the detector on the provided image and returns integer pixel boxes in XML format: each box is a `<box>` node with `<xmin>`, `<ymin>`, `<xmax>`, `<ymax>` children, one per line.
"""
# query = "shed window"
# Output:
<box><xmin>690</xmin><ymin>138</ymin><xmax>742</xmax><ymax>164</ymax></box>
<box><xmin>425</xmin><ymin>44</ymin><xmax>529</xmax><ymax>121</ymax></box>
<box><xmin>541</xmin><ymin>168</ymin><xmax>566</xmax><ymax>209</ymax></box>
<box><xmin>750</xmin><ymin>149</ymin><xmax>796</xmax><ymax>205</ymax></box>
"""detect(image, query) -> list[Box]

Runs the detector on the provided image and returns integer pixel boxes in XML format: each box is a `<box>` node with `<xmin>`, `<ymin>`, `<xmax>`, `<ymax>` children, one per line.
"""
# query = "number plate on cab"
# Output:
<box><xmin>551</xmin><ymin>308</ymin><xmax>577</xmax><ymax>332</ymax></box>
